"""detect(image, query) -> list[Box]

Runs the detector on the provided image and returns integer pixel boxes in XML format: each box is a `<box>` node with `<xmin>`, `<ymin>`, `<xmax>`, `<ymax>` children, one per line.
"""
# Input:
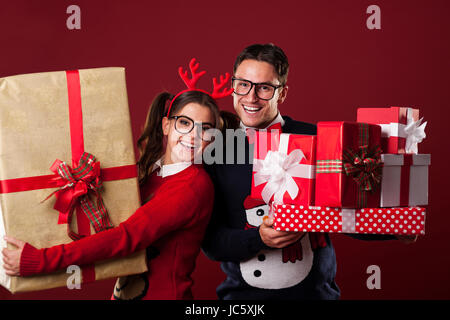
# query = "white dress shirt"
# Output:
<box><xmin>152</xmin><ymin>158</ymin><xmax>192</xmax><ymax>178</ymax></box>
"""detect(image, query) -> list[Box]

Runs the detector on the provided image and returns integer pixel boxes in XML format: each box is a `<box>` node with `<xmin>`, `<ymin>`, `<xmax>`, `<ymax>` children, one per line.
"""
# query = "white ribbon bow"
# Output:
<box><xmin>404</xmin><ymin>116</ymin><xmax>427</xmax><ymax>154</ymax></box>
<box><xmin>253</xmin><ymin>141</ymin><xmax>315</xmax><ymax>204</ymax></box>
<box><xmin>379</xmin><ymin>108</ymin><xmax>427</xmax><ymax>154</ymax></box>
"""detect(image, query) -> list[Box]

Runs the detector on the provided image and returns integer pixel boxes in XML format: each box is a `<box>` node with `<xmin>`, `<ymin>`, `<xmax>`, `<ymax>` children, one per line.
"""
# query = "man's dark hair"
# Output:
<box><xmin>233</xmin><ymin>43</ymin><xmax>289</xmax><ymax>86</ymax></box>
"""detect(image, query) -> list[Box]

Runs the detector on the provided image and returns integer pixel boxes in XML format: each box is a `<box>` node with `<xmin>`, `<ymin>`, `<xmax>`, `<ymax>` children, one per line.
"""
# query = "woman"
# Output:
<box><xmin>2</xmin><ymin>59</ymin><xmax>230</xmax><ymax>300</ymax></box>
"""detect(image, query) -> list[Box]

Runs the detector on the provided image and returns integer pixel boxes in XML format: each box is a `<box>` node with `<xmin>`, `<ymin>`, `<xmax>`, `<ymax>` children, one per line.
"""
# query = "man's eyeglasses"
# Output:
<box><xmin>231</xmin><ymin>77</ymin><xmax>282</xmax><ymax>101</ymax></box>
<box><xmin>169</xmin><ymin>115</ymin><xmax>215</xmax><ymax>141</ymax></box>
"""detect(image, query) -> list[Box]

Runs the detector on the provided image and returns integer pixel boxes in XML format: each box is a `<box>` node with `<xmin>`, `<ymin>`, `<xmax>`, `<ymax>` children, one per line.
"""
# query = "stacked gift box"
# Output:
<box><xmin>250</xmin><ymin>107</ymin><xmax>429</xmax><ymax>236</ymax></box>
<box><xmin>0</xmin><ymin>68</ymin><xmax>148</xmax><ymax>293</ymax></box>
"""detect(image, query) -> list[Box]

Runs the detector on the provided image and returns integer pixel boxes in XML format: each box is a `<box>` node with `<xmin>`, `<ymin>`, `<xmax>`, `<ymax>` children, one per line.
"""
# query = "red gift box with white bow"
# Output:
<box><xmin>357</xmin><ymin>106</ymin><xmax>427</xmax><ymax>154</ymax></box>
<box><xmin>250</xmin><ymin>130</ymin><xmax>316</xmax><ymax>206</ymax></box>
<box><xmin>271</xmin><ymin>203</ymin><xmax>426</xmax><ymax>235</ymax></box>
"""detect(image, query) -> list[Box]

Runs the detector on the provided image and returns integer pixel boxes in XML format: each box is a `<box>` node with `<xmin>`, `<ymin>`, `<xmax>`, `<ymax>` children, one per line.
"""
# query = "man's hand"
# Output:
<box><xmin>2</xmin><ymin>236</ymin><xmax>26</xmax><ymax>276</ymax></box>
<box><xmin>259</xmin><ymin>216</ymin><xmax>304</xmax><ymax>248</ymax></box>
<box><xmin>396</xmin><ymin>234</ymin><xmax>418</xmax><ymax>244</ymax></box>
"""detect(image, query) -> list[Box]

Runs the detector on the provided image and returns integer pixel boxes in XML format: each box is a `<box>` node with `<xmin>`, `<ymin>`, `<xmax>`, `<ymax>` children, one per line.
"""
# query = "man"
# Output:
<box><xmin>202</xmin><ymin>43</ymin><xmax>413</xmax><ymax>300</ymax></box>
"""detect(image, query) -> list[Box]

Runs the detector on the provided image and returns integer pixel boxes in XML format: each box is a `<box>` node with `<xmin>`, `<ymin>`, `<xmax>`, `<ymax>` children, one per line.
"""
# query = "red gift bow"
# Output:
<box><xmin>44</xmin><ymin>152</ymin><xmax>114</xmax><ymax>240</ymax></box>
<box><xmin>343</xmin><ymin>144</ymin><xmax>383</xmax><ymax>192</ymax></box>
<box><xmin>342</xmin><ymin>123</ymin><xmax>383</xmax><ymax>208</ymax></box>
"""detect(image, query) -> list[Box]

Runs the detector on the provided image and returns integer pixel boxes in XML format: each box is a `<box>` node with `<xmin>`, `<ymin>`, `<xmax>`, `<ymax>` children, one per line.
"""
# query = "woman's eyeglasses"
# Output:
<box><xmin>169</xmin><ymin>115</ymin><xmax>215</xmax><ymax>141</ymax></box>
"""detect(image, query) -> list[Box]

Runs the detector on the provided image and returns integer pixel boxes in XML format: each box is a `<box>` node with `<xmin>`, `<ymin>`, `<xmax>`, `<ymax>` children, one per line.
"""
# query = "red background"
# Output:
<box><xmin>0</xmin><ymin>0</ymin><xmax>449</xmax><ymax>300</ymax></box>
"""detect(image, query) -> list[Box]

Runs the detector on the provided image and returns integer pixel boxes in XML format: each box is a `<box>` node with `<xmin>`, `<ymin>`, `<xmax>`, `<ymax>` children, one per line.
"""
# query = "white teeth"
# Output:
<box><xmin>180</xmin><ymin>141</ymin><xmax>196</xmax><ymax>149</ymax></box>
<box><xmin>243</xmin><ymin>105</ymin><xmax>262</xmax><ymax>113</ymax></box>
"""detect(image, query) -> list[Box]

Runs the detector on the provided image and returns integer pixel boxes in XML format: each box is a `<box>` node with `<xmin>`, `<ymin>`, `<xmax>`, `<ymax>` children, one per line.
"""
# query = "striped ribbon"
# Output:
<box><xmin>44</xmin><ymin>152</ymin><xmax>114</xmax><ymax>240</ymax></box>
<box><xmin>316</xmin><ymin>159</ymin><xmax>343</xmax><ymax>173</ymax></box>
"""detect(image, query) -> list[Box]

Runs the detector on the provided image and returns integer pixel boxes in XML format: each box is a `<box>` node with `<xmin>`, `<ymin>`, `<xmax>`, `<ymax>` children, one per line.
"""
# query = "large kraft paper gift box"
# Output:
<box><xmin>0</xmin><ymin>68</ymin><xmax>148</xmax><ymax>293</ymax></box>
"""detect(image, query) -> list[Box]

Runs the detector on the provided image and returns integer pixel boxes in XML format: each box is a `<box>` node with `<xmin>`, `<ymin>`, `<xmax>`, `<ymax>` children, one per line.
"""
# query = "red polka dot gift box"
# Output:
<box><xmin>271</xmin><ymin>203</ymin><xmax>426</xmax><ymax>235</ymax></box>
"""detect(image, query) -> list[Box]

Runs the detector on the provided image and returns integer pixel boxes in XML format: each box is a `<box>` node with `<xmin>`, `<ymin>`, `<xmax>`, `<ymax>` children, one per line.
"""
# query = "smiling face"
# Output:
<box><xmin>233</xmin><ymin>59</ymin><xmax>288</xmax><ymax>129</ymax></box>
<box><xmin>162</xmin><ymin>102</ymin><xmax>215</xmax><ymax>164</ymax></box>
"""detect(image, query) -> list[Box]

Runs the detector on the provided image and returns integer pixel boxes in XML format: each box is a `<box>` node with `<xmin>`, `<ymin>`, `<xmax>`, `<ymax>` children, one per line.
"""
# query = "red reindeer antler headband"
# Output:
<box><xmin>166</xmin><ymin>58</ymin><xmax>233</xmax><ymax>116</ymax></box>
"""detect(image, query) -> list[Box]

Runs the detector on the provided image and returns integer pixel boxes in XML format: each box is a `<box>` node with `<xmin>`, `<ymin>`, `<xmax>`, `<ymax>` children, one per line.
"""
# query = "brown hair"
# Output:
<box><xmin>137</xmin><ymin>90</ymin><xmax>221</xmax><ymax>185</ymax></box>
<box><xmin>219</xmin><ymin>110</ymin><xmax>240</xmax><ymax>132</ymax></box>
<box><xmin>233</xmin><ymin>43</ymin><xmax>289</xmax><ymax>86</ymax></box>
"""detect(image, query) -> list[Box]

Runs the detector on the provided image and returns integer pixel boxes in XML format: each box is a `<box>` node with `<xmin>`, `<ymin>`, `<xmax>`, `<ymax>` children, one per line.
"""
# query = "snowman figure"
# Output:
<box><xmin>240</xmin><ymin>196</ymin><xmax>314</xmax><ymax>289</ymax></box>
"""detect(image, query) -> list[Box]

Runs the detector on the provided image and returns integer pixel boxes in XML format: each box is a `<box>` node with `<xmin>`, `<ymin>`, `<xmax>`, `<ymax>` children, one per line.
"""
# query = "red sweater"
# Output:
<box><xmin>20</xmin><ymin>164</ymin><xmax>214</xmax><ymax>300</ymax></box>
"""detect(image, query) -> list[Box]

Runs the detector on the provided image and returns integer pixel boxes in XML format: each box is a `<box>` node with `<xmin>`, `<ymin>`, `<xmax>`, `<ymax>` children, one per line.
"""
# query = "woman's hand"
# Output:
<box><xmin>2</xmin><ymin>236</ymin><xmax>26</xmax><ymax>276</ymax></box>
